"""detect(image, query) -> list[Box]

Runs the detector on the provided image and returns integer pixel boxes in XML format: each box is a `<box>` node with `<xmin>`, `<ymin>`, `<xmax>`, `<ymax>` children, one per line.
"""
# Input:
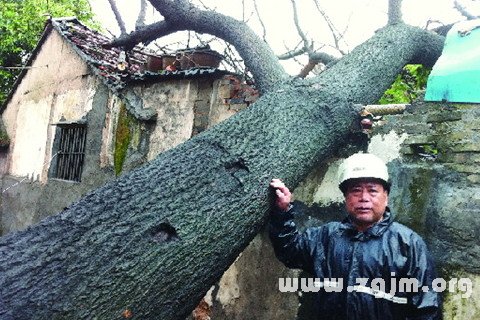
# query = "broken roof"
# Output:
<box><xmin>1</xmin><ymin>17</ymin><xmax>231</xmax><ymax>112</ymax></box>
<box><xmin>52</xmin><ymin>17</ymin><xmax>231</xmax><ymax>90</ymax></box>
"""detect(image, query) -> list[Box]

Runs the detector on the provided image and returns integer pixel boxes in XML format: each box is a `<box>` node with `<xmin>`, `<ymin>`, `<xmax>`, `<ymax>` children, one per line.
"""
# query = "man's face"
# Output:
<box><xmin>344</xmin><ymin>180</ymin><xmax>388</xmax><ymax>231</ymax></box>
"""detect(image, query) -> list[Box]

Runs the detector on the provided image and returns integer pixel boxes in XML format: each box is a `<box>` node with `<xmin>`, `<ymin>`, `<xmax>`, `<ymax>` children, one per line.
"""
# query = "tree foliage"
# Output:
<box><xmin>0</xmin><ymin>0</ymin><xmax>97</xmax><ymax>106</ymax></box>
<box><xmin>379</xmin><ymin>64</ymin><xmax>431</xmax><ymax>104</ymax></box>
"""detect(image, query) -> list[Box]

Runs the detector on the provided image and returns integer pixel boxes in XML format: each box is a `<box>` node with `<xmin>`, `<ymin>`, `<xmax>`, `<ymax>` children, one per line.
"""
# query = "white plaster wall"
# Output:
<box><xmin>367</xmin><ymin>130</ymin><xmax>408</xmax><ymax>163</ymax></box>
<box><xmin>134</xmin><ymin>81</ymin><xmax>196</xmax><ymax>161</ymax></box>
<box><xmin>2</xmin><ymin>29</ymin><xmax>97</xmax><ymax>182</ymax></box>
<box><xmin>50</xmin><ymin>86</ymin><xmax>96</xmax><ymax>122</ymax></box>
<box><xmin>9</xmin><ymin>99</ymin><xmax>51</xmax><ymax>181</ymax></box>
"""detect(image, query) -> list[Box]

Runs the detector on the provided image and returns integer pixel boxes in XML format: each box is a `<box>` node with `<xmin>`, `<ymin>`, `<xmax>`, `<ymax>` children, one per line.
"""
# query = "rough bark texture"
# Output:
<box><xmin>0</xmin><ymin>24</ymin><xmax>444</xmax><ymax>319</ymax></box>
<box><xmin>388</xmin><ymin>0</ymin><xmax>403</xmax><ymax>25</ymax></box>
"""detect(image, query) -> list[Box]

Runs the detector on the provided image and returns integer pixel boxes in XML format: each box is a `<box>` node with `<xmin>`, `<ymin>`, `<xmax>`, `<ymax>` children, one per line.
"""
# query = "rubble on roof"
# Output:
<box><xmin>50</xmin><ymin>18</ymin><xmax>229</xmax><ymax>92</ymax></box>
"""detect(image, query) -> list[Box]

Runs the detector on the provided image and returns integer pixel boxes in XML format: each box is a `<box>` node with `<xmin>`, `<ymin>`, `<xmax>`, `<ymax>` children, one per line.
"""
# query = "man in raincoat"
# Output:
<box><xmin>269</xmin><ymin>152</ymin><xmax>441</xmax><ymax>319</ymax></box>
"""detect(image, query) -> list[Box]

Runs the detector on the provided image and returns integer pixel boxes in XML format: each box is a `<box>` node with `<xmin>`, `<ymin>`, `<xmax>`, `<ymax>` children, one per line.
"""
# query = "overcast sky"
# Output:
<box><xmin>88</xmin><ymin>0</ymin><xmax>477</xmax><ymax>74</ymax></box>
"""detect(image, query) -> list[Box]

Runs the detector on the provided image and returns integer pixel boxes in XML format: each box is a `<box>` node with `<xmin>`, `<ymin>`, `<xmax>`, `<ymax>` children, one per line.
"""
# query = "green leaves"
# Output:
<box><xmin>379</xmin><ymin>64</ymin><xmax>431</xmax><ymax>104</ymax></box>
<box><xmin>0</xmin><ymin>0</ymin><xmax>98</xmax><ymax>106</ymax></box>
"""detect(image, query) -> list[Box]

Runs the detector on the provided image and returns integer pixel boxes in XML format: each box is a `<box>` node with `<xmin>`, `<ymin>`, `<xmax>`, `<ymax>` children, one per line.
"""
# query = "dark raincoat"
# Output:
<box><xmin>269</xmin><ymin>205</ymin><xmax>441</xmax><ymax>320</ymax></box>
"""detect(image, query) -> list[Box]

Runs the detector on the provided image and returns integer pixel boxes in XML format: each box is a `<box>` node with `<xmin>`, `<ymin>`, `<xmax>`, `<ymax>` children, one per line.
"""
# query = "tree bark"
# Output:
<box><xmin>0</xmin><ymin>24</ymin><xmax>444</xmax><ymax>319</ymax></box>
<box><xmin>388</xmin><ymin>0</ymin><xmax>403</xmax><ymax>25</ymax></box>
<box><xmin>135</xmin><ymin>0</ymin><xmax>148</xmax><ymax>30</ymax></box>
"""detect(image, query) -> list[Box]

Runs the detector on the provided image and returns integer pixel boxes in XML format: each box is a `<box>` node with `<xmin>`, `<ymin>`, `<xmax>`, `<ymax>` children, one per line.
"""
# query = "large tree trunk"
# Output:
<box><xmin>0</xmin><ymin>24</ymin><xmax>443</xmax><ymax>319</ymax></box>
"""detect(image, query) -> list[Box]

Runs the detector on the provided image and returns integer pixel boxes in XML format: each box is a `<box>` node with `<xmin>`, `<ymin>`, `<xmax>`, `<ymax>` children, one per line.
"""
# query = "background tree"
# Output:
<box><xmin>0</xmin><ymin>0</ymin><xmax>97</xmax><ymax>106</ymax></box>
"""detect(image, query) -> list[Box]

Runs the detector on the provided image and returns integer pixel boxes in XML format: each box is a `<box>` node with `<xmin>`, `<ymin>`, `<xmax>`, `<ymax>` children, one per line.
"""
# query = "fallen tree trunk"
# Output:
<box><xmin>0</xmin><ymin>24</ymin><xmax>443</xmax><ymax>319</ymax></box>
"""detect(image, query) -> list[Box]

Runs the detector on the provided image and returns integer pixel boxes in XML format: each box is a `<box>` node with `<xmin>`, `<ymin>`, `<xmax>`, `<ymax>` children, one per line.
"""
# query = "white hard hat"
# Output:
<box><xmin>338</xmin><ymin>153</ymin><xmax>390</xmax><ymax>193</ymax></box>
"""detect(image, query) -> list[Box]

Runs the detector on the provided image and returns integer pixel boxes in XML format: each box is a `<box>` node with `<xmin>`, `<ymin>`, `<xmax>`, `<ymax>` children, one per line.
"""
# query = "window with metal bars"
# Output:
<box><xmin>51</xmin><ymin>124</ymin><xmax>87</xmax><ymax>182</ymax></box>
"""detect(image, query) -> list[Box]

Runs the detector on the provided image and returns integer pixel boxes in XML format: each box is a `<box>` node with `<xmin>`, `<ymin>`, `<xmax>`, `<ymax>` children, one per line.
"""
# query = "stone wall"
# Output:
<box><xmin>371</xmin><ymin>102</ymin><xmax>480</xmax><ymax>319</ymax></box>
<box><xmin>203</xmin><ymin>101</ymin><xmax>480</xmax><ymax>319</ymax></box>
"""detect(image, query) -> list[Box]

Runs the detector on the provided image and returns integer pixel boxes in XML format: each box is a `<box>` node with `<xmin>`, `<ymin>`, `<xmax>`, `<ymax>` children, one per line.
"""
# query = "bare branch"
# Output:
<box><xmin>388</xmin><ymin>0</ymin><xmax>404</xmax><ymax>25</ymax></box>
<box><xmin>312</xmin><ymin>0</ymin><xmax>348</xmax><ymax>55</ymax></box>
<box><xmin>297</xmin><ymin>52</ymin><xmax>338</xmax><ymax>78</ymax></box>
<box><xmin>290</xmin><ymin>0</ymin><xmax>311</xmax><ymax>54</ymax></box>
<box><xmin>107</xmin><ymin>0</ymin><xmax>127</xmax><ymax>35</ymax></box>
<box><xmin>309</xmin><ymin>52</ymin><xmax>338</xmax><ymax>65</ymax></box>
<box><xmin>135</xmin><ymin>0</ymin><xmax>148</xmax><ymax>30</ymax></box>
<box><xmin>277</xmin><ymin>41</ymin><xmax>309</xmax><ymax>60</ymax></box>
<box><xmin>454</xmin><ymin>0</ymin><xmax>479</xmax><ymax>19</ymax></box>
<box><xmin>253</xmin><ymin>0</ymin><xmax>267</xmax><ymax>42</ymax></box>
<box><xmin>298</xmin><ymin>60</ymin><xmax>319</xmax><ymax>78</ymax></box>
<box><xmin>105</xmin><ymin>20</ymin><xmax>176</xmax><ymax>50</ymax></box>
<box><xmin>425</xmin><ymin>16</ymin><xmax>461</xmax><ymax>36</ymax></box>
<box><xmin>283</xmin><ymin>0</ymin><xmax>342</xmax><ymax>77</ymax></box>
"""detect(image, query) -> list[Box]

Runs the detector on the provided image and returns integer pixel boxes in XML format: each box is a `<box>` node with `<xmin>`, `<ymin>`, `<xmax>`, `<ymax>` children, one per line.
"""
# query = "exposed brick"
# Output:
<box><xmin>445</xmin><ymin>163</ymin><xmax>478</xmax><ymax>174</ymax></box>
<box><xmin>451</xmin><ymin>143</ymin><xmax>480</xmax><ymax>153</ymax></box>
<box><xmin>426</xmin><ymin>111</ymin><xmax>462</xmax><ymax>123</ymax></box>
<box><xmin>467</xmin><ymin>174</ymin><xmax>480</xmax><ymax>184</ymax></box>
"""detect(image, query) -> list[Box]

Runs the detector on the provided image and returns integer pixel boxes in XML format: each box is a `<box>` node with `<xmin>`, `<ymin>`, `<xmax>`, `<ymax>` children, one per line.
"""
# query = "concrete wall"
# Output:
<box><xmin>2</xmin><ymin>31</ymin><xmax>95</xmax><ymax>183</ymax></box>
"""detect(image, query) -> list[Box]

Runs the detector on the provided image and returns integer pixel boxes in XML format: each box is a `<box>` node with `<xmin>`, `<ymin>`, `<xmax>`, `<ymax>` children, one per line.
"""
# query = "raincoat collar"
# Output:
<box><xmin>339</xmin><ymin>208</ymin><xmax>394</xmax><ymax>241</ymax></box>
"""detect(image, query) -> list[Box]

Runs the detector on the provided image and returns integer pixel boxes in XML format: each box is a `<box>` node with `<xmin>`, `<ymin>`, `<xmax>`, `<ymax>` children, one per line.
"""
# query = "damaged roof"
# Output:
<box><xmin>2</xmin><ymin>17</ymin><xmax>231</xmax><ymax>112</ymax></box>
<box><xmin>53</xmin><ymin>17</ymin><xmax>231</xmax><ymax>90</ymax></box>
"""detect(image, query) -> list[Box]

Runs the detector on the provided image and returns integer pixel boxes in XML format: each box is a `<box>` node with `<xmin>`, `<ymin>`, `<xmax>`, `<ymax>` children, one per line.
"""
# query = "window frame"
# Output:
<box><xmin>49</xmin><ymin>123</ymin><xmax>87</xmax><ymax>182</ymax></box>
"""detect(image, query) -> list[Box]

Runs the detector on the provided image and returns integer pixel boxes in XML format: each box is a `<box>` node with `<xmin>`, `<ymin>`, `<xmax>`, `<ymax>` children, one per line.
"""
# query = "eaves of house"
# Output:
<box><xmin>1</xmin><ymin>17</ymin><xmax>234</xmax><ymax>118</ymax></box>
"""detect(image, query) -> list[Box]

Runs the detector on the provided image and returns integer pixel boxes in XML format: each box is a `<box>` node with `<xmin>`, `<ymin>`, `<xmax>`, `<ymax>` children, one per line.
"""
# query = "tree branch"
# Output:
<box><xmin>313</xmin><ymin>0</ymin><xmax>348</xmax><ymax>55</ymax></box>
<box><xmin>253</xmin><ymin>0</ymin><xmax>267</xmax><ymax>42</ymax></box>
<box><xmin>290</xmin><ymin>0</ymin><xmax>311</xmax><ymax>56</ymax></box>
<box><xmin>277</xmin><ymin>41</ymin><xmax>308</xmax><ymax>60</ymax></box>
<box><xmin>107</xmin><ymin>0</ymin><xmax>127</xmax><ymax>35</ymax></box>
<box><xmin>388</xmin><ymin>0</ymin><xmax>404</xmax><ymax>25</ymax></box>
<box><xmin>135</xmin><ymin>0</ymin><xmax>148</xmax><ymax>30</ymax></box>
<box><xmin>454</xmin><ymin>0</ymin><xmax>480</xmax><ymax>19</ymax></box>
<box><xmin>308</xmin><ymin>23</ymin><xmax>444</xmax><ymax>104</ymax></box>
<box><xmin>106</xmin><ymin>0</ymin><xmax>287</xmax><ymax>94</ymax></box>
<box><xmin>297</xmin><ymin>51</ymin><xmax>338</xmax><ymax>78</ymax></box>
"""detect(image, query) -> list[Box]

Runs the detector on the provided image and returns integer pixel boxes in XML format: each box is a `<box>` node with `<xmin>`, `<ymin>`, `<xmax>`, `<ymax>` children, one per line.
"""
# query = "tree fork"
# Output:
<box><xmin>0</xmin><ymin>24</ymin><xmax>443</xmax><ymax>319</ymax></box>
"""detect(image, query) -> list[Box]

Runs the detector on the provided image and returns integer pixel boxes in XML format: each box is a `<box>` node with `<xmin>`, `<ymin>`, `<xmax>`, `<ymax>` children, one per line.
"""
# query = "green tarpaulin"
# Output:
<box><xmin>425</xmin><ymin>20</ymin><xmax>480</xmax><ymax>103</ymax></box>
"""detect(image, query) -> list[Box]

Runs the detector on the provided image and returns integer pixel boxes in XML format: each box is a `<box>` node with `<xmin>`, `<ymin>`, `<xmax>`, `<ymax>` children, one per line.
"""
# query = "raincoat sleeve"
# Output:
<box><xmin>268</xmin><ymin>203</ymin><xmax>320</xmax><ymax>275</ymax></box>
<box><xmin>407</xmin><ymin>234</ymin><xmax>442</xmax><ymax>320</ymax></box>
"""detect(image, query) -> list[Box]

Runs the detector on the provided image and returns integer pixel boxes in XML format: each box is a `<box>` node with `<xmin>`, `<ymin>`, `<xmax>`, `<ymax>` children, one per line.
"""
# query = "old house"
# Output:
<box><xmin>0</xmin><ymin>17</ymin><xmax>257</xmax><ymax>235</ymax></box>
